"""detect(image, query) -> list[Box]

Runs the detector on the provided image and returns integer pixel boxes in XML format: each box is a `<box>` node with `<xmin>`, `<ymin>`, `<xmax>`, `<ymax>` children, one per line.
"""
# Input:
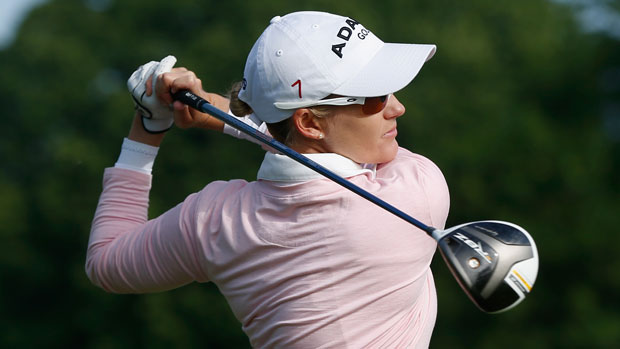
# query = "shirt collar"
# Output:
<box><xmin>257</xmin><ymin>152</ymin><xmax>376</xmax><ymax>182</ymax></box>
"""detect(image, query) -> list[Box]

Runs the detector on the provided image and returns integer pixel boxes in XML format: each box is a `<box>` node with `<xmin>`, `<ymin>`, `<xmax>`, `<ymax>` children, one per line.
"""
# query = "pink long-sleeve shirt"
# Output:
<box><xmin>87</xmin><ymin>146</ymin><xmax>450</xmax><ymax>348</ymax></box>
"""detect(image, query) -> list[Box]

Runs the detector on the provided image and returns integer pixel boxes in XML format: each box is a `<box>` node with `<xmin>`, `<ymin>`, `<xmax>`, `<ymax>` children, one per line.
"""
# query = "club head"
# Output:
<box><xmin>431</xmin><ymin>220</ymin><xmax>538</xmax><ymax>313</ymax></box>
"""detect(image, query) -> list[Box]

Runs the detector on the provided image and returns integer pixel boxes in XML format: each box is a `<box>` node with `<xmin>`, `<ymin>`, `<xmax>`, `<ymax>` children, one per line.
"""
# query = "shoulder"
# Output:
<box><xmin>196</xmin><ymin>179</ymin><xmax>252</xmax><ymax>205</ymax></box>
<box><xmin>377</xmin><ymin>147</ymin><xmax>445</xmax><ymax>184</ymax></box>
<box><xmin>376</xmin><ymin>147</ymin><xmax>450</xmax><ymax>227</ymax></box>
<box><xmin>179</xmin><ymin>179</ymin><xmax>252</xmax><ymax>229</ymax></box>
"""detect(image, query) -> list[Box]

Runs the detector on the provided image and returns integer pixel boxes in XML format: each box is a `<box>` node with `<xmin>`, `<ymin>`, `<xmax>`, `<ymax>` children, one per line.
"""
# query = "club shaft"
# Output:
<box><xmin>173</xmin><ymin>90</ymin><xmax>437</xmax><ymax>235</ymax></box>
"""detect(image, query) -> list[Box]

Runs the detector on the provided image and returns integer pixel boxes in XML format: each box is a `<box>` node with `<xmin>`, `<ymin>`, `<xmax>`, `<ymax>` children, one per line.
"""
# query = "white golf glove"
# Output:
<box><xmin>127</xmin><ymin>55</ymin><xmax>177</xmax><ymax>133</ymax></box>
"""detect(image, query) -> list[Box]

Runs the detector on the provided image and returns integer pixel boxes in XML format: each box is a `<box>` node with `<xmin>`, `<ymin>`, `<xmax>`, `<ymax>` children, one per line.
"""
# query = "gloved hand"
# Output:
<box><xmin>127</xmin><ymin>55</ymin><xmax>177</xmax><ymax>133</ymax></box>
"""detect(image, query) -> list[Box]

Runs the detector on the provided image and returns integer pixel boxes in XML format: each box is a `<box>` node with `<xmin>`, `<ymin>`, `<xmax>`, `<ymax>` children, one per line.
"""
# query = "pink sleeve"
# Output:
<box><xmin>415</xmin><ymin>153</ymin><xmax>450</xmax><ymax>230</ymax></box>
<box><xmin>380</xmin><ymin>148</ymin><xmax>450</xmax><ymax>230</ymax></box>
<box><xmin>85</xmin><ymin>167</ymin><xmax>208</xmax><ymax>294</ymax></box>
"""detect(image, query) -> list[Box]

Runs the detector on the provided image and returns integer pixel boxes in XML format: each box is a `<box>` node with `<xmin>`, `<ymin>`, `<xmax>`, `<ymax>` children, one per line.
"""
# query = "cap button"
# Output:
<box><xmin>270</xmin><ymin>16</ymin><xmax>282</xmax><ymax>24</ymax></box>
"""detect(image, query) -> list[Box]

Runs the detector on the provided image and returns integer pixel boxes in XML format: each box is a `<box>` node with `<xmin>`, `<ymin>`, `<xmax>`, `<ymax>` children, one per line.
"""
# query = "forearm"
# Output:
<box><xmin>86</xmin><ymin>132</ymin><xmax>207</xmax><ymax>292</ymax></box>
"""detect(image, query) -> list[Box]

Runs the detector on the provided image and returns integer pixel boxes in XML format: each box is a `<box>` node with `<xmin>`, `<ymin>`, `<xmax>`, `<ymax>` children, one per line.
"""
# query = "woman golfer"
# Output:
<box><xmin>87</xmin><ymin>11</ymin><xmax>449</xmax><ymax>348</ymax></box>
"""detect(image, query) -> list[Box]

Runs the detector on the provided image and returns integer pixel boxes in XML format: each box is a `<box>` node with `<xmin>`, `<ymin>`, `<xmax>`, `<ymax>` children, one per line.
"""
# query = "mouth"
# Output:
<box><xmin>383</xmin><ymin>125</ymin><xmax>398</xmax><ymax>138</ymax></box>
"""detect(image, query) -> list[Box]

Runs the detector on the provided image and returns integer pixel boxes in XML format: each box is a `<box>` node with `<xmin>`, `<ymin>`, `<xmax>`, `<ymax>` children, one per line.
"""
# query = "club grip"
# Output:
<box><xmin>172</xmin><ymin>90</ymin><xmax>208</xmax><ymax>110</ymax></box>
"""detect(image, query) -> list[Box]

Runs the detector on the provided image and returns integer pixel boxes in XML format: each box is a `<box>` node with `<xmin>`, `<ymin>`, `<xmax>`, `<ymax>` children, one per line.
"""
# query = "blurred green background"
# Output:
<box><xmin>1</xmin><ymin>0</ymin><xmax>619</xmax><ymax>347</ymax></box>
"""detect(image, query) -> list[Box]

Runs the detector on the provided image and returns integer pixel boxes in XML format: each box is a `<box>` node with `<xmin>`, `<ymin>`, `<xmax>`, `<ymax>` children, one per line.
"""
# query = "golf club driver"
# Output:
<box><xmin>172</xmin><ymin>90</ymin><xmax>539</xmax><ymax>313</ymax></box>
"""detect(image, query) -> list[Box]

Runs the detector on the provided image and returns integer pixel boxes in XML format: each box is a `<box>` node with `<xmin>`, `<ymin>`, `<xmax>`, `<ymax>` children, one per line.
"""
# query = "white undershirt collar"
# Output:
<box><xmin>257</xmin><ymin>152</ymin><xmax>376</xmax><ymax>182</ymax></box>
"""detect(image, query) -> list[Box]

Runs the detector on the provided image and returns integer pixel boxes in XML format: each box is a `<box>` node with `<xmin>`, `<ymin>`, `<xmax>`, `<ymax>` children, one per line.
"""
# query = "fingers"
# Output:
<box><xmin>153</xmin><ymin>56</ymin><xmax>177</xmax><ymax>82</ymax></box>
<box><xmin>173</xmin><ymin>104</ymin><xmax>194</xmax><ymax>129</ymax></box>
<box><xmin>146</xmin><ymin>75</ymin><xmax>153</xmax><ymax>96</ymax></box>
<box><xmin>127</xmin><ymin>60</ymin><xmax>157</xmax><ymax>95</ymax></box>
<box><xmin>147</xmin><ymin>55</ymin><xmax>176</xmax><ymax>96</ymax></box>
<box><xmin>172</xmin><ymin>95</ymin><xmax>211</xmax><ymax>129</ymax></box>
<box><xmin>138</xmin><ymin>64</ymin><xmax>208</xmax><ymax>130</ymax></box>
<box><xmin>172</xmin><ymin>101</ymin><xmax>209</xmax><ymax>130</ymax></box>
<box><xmin>154</xmin><ymin>68</ymin><xmax>199</xmax><ymax>105</ymax></box>
<box><xmin>146</xmin><ymin>67</ymin><xmax>188</xmax><ymax>96</ymax></box>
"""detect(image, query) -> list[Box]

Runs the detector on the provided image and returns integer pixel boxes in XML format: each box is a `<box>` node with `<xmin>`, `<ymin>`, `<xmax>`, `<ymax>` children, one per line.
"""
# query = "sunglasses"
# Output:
<box><xmin>274</xmin><ymin>94</ymin><xmax>390</xmax><ymax>115</ymax></box>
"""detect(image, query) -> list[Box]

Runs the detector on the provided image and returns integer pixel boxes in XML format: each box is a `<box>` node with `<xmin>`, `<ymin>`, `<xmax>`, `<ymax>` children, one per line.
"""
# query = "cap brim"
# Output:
<box><xmin>333</xmin><ymin>43</ymin><xmax>436</xmax><ymax>97</ymax></box>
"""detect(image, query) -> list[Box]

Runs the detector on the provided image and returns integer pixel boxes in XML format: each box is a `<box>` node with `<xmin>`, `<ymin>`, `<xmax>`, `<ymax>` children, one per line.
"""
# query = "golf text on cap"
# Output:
<box><xmin>453</xmin><ymin>232</ymin><xmax>493</xmax><ymax>264</ymax></box>
<box><xmin>331</xmin><ymin>18</ymin><xmax>370</xmax><ymax>59</ymax></box>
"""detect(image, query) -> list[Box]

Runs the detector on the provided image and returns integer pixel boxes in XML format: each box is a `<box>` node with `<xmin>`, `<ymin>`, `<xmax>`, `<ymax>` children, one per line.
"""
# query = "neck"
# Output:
<box><xmin>289</xmin><ymin>138</ymin><xmax>329</xmax><ymax>155</ymax></box>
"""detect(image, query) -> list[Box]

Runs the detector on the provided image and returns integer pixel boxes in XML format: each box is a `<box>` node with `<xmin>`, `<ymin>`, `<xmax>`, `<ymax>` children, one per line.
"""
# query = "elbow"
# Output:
<box><xmin>84</xmin><ymin>245</ymin><xmax>139</xmax><ymax>294</ymax></box>
<box><xmin>84</xmin><ymin>248</ymin><xmax>107</xmax><ymax>291</ymax></box>
<box><xmin>84</xmin><ymin>247</ymin><xmax>121</xmax><ymax>293</ymax></box>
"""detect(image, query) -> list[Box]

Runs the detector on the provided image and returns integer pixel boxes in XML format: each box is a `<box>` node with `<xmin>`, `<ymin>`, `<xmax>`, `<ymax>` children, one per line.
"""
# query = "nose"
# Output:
<box><xmin>384</xmin><ymin>94</ymin><xmax>405</xmax><ymax>119</ymax></box>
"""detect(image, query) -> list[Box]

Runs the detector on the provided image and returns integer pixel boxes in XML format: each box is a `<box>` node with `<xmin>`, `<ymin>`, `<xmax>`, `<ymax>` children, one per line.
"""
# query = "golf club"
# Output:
<box><xmin>172</xmin><ymin>90</ymin><xmax>539</xmax><ymax>313</ymax></box>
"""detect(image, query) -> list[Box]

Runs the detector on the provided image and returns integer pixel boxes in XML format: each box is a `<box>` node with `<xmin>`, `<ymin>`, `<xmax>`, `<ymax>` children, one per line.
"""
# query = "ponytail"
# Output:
<box><xmin>228</xmin><ymin>81</ymin><xmax>253</xmax><ymax>117</ymax></box>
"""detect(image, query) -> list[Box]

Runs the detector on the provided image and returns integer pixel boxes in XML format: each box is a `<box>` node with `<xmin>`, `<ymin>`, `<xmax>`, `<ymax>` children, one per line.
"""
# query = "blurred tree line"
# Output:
<box><xmin>0</xmin><ymin>0</ymin><xmax>618</xmax><ymax>347</ymax></box>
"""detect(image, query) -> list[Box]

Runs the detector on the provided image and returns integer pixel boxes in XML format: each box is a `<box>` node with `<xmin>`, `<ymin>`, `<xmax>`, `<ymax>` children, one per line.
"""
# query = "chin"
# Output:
<box><xmin>376</xmin><ymin>153</ymin><xmax>398</xmax><ymax>164</ymax></box>
<box><xmin>362</xmin><ymin>143</ymin><xmax>399</xmax><ymax>165</ymax></box>
<box><xmin>378</xmin><ymin>142</ymin><xmax>399</xmax><ymax>163</ymax></box>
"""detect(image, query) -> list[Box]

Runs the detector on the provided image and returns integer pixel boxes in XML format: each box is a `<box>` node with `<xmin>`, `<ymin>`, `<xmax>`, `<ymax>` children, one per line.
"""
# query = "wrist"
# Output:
<box><xmin>128</xmin><ymin>112</ymin><xmax>166</xmax><ymax>146</ymax></box>
<box><xmin>115</xmin><ymin>138</ymin><xmax>160</xmax><ymax>174</ymax></box>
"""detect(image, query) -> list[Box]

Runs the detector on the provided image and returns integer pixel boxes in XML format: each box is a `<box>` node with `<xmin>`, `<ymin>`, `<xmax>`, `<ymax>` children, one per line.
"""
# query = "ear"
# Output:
<box><xmin>291</xmin><ymin>108</ymin><xmax>326</xmax><ymax>141</ymax></box>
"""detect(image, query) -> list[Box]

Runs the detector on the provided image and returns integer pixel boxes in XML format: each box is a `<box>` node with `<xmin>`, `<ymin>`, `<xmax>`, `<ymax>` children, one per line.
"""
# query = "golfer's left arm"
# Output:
<box><xmin>86</xmin><ymin>110</ymin><xmax>211</xmax><ymax>293</ymax></box>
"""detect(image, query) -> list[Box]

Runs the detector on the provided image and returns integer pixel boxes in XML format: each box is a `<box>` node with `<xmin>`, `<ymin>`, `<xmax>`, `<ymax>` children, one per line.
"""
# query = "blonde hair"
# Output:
<box><xmin>228</xmin><ymin>81</ymin><xmax>332</xmax><ymax>145</ymax></box>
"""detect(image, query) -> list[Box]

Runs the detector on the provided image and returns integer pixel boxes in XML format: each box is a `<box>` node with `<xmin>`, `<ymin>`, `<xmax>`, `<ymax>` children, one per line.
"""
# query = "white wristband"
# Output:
<box><xmin>114</xmin><ymin>138</ymin><xmax>160</xmax><ymax>174</ymax></box>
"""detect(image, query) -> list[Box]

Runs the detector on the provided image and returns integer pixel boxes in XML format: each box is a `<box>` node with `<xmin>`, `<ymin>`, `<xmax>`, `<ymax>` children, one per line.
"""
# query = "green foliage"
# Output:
<box><xmin>0</xmin><ymin>0</ymin><xmax>618</xmax><ymax>347</ymax></box>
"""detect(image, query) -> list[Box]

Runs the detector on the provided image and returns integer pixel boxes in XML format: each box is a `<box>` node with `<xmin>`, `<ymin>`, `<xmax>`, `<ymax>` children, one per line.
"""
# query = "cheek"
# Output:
<box><xmin>325</xmin><ymin>111</ymin><xmax>397</xmax><ymax>162</ymax></box>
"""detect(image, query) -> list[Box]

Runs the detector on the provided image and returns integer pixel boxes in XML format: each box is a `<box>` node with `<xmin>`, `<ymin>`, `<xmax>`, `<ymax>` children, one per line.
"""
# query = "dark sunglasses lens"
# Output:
<box><xmin>361</xmin><ymin>95</ymin><xmax>389</xmax><ymax>114</ymax></box>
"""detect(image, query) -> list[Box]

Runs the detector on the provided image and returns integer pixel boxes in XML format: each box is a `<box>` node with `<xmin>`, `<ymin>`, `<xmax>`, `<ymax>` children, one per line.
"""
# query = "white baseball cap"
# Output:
<box><xmin>238</xmin><ymin>11</ymin><xmax>436</xmax><ymax>123</ymax></box>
